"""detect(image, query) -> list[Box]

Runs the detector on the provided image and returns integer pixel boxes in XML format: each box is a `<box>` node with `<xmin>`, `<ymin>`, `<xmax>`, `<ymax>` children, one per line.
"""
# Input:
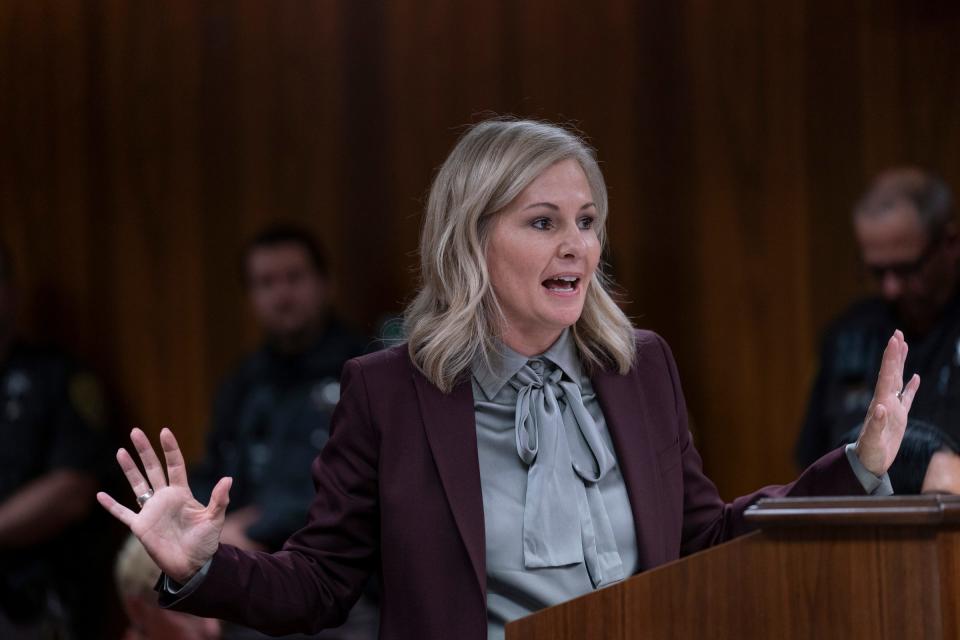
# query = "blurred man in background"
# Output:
<box><xmin>190</xmin><ymin>225</ymin><xmax>375</xmax><ymax>639</ymax></box>
<box><xmin>0</xmin><ymin>244</ymin><xmax>114</xmax><ymax>639</ymax></box>
<box><xmin>797</xmin><ymin>168</ymin><xmax>960</xmax><ymax>467</ymax></box>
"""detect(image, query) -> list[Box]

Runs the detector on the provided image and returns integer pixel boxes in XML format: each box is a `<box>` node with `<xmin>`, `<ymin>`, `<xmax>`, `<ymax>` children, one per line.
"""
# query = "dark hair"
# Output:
<box><xmin>854</xmin><ymin>168</ymin><xmax>955</xmax><ymax>241</ymax></box>
<box><xmin>241</xmin><ymin>224</ymin><xmax>329</xmax><ymax>284</ymax></box>
<box><xmin>840</xmin><ymin>419</ymin><xmax>960</xmax><ymax>494</ymax></box>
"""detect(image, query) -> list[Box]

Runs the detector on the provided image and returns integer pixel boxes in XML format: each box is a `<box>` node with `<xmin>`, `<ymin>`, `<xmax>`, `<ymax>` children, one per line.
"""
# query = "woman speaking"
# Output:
<box><xmin>98</xmin><ymin>119</ymin><xmax>919</xmax><ymax>640</ymax></box>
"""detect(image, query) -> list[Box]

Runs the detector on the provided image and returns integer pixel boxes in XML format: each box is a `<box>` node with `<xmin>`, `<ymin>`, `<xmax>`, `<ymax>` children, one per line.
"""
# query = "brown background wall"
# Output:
<box><xmin>2</xmin><ymin>0</ymin><xmax>959</xmax><ymax>499</ymax></box>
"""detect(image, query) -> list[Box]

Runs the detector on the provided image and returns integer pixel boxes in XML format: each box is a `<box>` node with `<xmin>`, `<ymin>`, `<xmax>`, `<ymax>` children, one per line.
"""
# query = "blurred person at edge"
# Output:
<box><xmin>797</xmin><ymin>169</ymin><xmax>960</xmax><ymax>468</ymax></box>
<box><xmin>841</xmin><ymin>419</ymin><xmax>960</xmax><ymax>495</ymax></box>
<box><xmin>188</xmin><ymin>225</ymin><xmax>375</xmax><ymax>640</ymax></box>
<box><xmin>0</xmin><ymin>242</ymin><xmax>114</xmax><ymax>639</ymax></box>
<box><xmin>116</xmin><ymin>534</ymin><xmax>222</xmax><ymax>640</ymax></box>
<box><xmin>99</xmin><ymin>120</ymin><xmax>918</xmax><ymax>640</ymax></box>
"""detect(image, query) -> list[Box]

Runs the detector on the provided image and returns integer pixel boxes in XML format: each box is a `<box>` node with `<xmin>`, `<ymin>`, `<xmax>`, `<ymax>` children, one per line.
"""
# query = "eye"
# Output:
<box><xmin>578</xmin><ymin>215</ymin><xmax>596</xmax><ymax>230</ymax></box>
<box><xmin>531</xmin><ymin>217</ymin><xmax>553</xmax><ymax>230</ymax></box>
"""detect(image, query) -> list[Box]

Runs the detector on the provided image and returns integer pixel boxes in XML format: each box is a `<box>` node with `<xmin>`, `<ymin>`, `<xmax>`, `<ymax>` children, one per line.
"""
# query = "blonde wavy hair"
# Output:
<box><xmin>115</xmin><ymin>534</ymin><xmax>161</xmax><ymax>600</ymax></box>
<box><xmin>403</xmin><ymin>118</ymin><xmax>636</xmax><ymax>392</ymax></box>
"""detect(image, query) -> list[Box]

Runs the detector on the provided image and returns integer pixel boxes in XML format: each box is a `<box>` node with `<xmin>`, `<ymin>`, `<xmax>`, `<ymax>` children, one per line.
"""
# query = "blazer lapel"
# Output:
<box><xmin>592</xmin><ymin>367</ymin><xmax>667</xmax><ymax>570</ymax></box>
<box><xmin>412</xmin><ymin>372</ymin><xmax>487</xmax><ymax>595</ymax></box>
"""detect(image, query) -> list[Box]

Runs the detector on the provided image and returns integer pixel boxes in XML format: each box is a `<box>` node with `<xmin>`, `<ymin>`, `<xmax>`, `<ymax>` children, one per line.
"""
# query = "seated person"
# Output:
<box><xmin>116</xmin><ymin>534</ymin><xmax>222</xmax><ymax>640</ymax></box>
<box><xmin>0</xmin><ymin>242</ymin><xmax>114</xmax><ymax>640</ymax></box>
<box><xmin>842</xmin><ymin>419</ymin><xmax>960</xmax><ymax>494</ymax></box>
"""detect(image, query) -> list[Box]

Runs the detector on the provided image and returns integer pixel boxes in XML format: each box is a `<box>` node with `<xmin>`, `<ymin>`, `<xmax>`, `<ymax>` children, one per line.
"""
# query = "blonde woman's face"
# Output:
<box><xmin>486</xmin><ymin>158</ymin><xmax>601</xmax><ymax>355</ymax></box>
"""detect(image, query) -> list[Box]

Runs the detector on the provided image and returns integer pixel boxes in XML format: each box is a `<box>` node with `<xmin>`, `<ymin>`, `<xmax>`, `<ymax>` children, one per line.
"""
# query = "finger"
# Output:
<box><xmin>864</xmin><ymin>402</ymin><xmax>887</xmax><ymax>435</ymax></box>
<box><xmin>131</xmin><ymin>428</ymin><xmax>168</xmax><ymax>490</ymax></box>
<box><xmin>160</xmin><ymin>428</ymin><xmax>189</xmax><ymax>488</ymax></box>
<box><xmin>893</xmin><ymin>329</ymin><xmax>907</xmax><ymax>373</ymax></box>
<box><xmin>117</xmin><ymin>447</ymin><xmax>152</xmax><ymax>499</ymax></box>
<box><xmin>873</xmin><ymin>335</ymin><xmax>901</xmax><ymax>399</ymax></box>
<box><xmin>892</xmin><ymin>330</ymin><xmax>907</xmax><ymax>380</ymax></box>
<box><xmin>206</xmin><ymin>476</ymin><xmax>233</xmax><ymax>520</ymax></box>
<box><xmin>901</xmin><ymin>373</ymin><xmax>921</xmax><ymax>413</ymax></box>
<box><xmin>97</xmin><ymin>491</ymin><xmax>136</xmax><ymax>528</ymax></box>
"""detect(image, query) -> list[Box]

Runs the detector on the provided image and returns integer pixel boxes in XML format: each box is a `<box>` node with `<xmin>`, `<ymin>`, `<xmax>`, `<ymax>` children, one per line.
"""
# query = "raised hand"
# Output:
<box><xmin>97</xmin><ymin>427</ymin><xmax>232</xmax><ymax>583</ymax></box>
<box><xmin>854</xmin><ymin>330</ymin><xmax>921</xmax><ymax>477</ymax></box>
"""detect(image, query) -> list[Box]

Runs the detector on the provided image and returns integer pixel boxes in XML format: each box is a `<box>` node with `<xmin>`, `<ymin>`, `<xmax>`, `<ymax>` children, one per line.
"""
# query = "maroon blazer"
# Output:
<box><xmin>165</xmin><ymin>330</ymin><xmax>865</xmax><ymax>639</ymax></box>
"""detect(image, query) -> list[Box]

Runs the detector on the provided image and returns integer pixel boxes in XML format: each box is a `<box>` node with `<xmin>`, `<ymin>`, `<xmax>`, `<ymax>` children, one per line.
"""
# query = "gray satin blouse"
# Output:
<box><xmin>471</xmin><ymin>329</ymin><xmax>639</xmax><ymax>640</ymax></box>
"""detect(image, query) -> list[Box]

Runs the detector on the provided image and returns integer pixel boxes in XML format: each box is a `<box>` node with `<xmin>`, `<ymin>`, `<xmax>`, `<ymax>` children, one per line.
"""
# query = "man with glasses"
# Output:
<box><xmin>796</xmin><ymin>167</ymin><xmax>960</xmax><ymax>468</ymax></box>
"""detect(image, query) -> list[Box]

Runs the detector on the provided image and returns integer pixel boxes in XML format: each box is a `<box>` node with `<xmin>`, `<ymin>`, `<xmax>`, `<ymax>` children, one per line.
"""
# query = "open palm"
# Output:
<box><xmin>855</xmin><ymin>330</ymin><xmax>921</xmax><ymax>477</ymax></box>
<box><xmin>97</xmin><ymin>428</ymin><xmax>232</xmax><ymax>583</ymax></box>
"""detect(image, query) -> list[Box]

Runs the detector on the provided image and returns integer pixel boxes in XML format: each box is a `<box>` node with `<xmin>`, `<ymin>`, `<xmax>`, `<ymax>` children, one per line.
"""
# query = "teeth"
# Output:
<box><xmin>543</xmin><ymin>275</ymin><xmax>579</xmax><ymax>292</ymax></box>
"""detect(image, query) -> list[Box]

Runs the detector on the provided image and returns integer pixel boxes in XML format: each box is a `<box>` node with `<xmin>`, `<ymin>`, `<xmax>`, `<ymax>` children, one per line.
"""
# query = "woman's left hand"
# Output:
<box><xmin>854</xmin><ymin>330</ymin><xmax>921</xmax><ymax>477</ymax></box>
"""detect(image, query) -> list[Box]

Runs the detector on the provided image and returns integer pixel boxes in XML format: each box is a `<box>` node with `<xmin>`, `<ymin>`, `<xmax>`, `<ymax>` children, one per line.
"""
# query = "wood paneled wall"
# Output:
<box><xmin>2</xmin><ymin>0</ymin><xmax>959</xmax><ymax>498</ymax></box>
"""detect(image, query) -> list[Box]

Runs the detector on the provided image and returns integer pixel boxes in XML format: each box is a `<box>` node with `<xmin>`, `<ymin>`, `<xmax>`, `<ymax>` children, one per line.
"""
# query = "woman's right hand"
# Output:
<box><xmin>97</xmin><ymin>427</ymin><xmax>232</xmax><ymax>583</ymax></box>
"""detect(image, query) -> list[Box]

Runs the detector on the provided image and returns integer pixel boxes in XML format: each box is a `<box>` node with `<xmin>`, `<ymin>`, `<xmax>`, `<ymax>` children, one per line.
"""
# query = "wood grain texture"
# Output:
<box><xmin>2</xmin><ymin>1</ymin><xmax>960</xmax><ymax>500</ymax></box>
<box><xmin>508</xmin><ymin>499</ymin><xmax>960</xmax><ymax>639</ymax></box>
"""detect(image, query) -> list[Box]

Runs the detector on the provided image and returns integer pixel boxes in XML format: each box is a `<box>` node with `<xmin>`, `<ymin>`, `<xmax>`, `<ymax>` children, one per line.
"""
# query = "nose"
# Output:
<box><xmin>557</xmin><ymin>225</ymin><xmax>587</xmax><ymax>258</ymax></box>
<box><xmin>880</xmin><ymin>271</ymin><xmax>903</xmax><ymax>301</ymax></box>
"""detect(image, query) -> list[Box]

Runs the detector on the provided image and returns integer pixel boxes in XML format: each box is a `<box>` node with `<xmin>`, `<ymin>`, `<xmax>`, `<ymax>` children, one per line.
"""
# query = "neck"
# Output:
<box><xmin>501</xmin><ymin>326</ymin><xmax>564</xmax><ymax>357</ymax></box>
<box><xmin>898</xmin><ymin>284</ymin><xmax>960</xmax><ymax>336</ymax></box>
<box><xmin>266</xmin><ymin>316</ymin><xmax>328</xmax><ymax>355</ymax></box>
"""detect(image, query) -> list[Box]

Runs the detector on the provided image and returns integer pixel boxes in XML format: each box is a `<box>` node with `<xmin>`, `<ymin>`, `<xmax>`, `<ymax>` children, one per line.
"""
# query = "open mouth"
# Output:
<box><xmin>542</xmin><ymin>275</ymin><xmax>581</xmax><ymax>294</ymax></box>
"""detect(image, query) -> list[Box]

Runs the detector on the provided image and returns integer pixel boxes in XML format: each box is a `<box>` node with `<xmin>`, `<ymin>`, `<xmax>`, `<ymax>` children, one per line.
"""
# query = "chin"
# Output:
<box><xmin>542</xmin><ymin>309</ymin><xmax>584</xmax><ymax>330</ymax></box>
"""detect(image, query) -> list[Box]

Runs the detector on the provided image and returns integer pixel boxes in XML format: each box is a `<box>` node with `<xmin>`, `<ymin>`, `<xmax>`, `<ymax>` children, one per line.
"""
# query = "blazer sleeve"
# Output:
<box><xmin>160</xmin><ymin>358</ymin><xmax>380</xmax><ymax>636</ymax></box>
<box><xmin>650</xmin><ymin>334</ymin><xmax>868</xmax><ymax>557</ymax></box>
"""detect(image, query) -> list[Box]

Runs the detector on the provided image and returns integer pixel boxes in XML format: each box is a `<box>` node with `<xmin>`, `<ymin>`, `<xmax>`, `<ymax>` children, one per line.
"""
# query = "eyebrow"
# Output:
<box><xmin>522</xmin><ymin>202</ymin><xmax>597</xmax><ymax>211</ymax></box>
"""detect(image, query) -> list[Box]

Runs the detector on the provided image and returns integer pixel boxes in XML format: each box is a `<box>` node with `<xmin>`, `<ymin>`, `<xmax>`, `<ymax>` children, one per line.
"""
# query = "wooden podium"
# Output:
<box><xmin>505</xmin><ymin>495</ymin><xmax>960</xmax><ymax>639</ymax></box>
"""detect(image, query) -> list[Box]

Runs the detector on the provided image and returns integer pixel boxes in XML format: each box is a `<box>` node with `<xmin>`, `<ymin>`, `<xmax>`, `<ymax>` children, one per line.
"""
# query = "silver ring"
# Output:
<box><xmin>896</xmin><ymin>389</ymin><xmax>904</xmax><ymax>401</ymax></box>
<box><xmin>136</xmin><ymin>489</ymin><xmax>154</xmax><ymax>508</ymax></box>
